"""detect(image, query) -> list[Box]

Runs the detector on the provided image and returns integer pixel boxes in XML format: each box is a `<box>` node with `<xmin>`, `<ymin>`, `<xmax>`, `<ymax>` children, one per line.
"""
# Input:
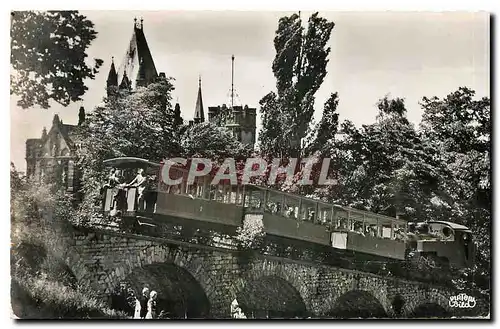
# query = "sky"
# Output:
<box><xmin>10</xmin><ymin>11</ymin><xmax>490</xmax><ymax>172</ymax></box>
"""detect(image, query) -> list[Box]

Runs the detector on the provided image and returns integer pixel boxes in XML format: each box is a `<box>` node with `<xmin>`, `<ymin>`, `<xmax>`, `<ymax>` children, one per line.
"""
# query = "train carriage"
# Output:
<box><xmin>100</xmin><ymin>156</ymin><xmax>475</xmax><ymax>270</ymax></box>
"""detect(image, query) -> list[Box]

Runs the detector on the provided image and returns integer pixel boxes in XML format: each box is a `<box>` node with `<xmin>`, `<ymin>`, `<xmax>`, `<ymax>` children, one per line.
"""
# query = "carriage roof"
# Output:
<box><xmin>427</xmin><ymin>220</ymin><xmax>471</xmax><ymax>231</ymax></box>
<box><xmin>103</xmin><ymin>157</ymin><xmax>160</xmax><ymax>169</ymax></box>
<box><xmin>246</xmin><ymin>184</ymin><xmax>407</xmax><ymax>226</ymax></box>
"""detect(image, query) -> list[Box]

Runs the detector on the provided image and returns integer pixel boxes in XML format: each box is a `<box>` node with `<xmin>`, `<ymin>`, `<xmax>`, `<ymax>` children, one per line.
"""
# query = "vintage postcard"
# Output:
<box><xmin>10</xmin><ymin>10</ymin><xmax>490</xmax><ymax>319</ymax></box>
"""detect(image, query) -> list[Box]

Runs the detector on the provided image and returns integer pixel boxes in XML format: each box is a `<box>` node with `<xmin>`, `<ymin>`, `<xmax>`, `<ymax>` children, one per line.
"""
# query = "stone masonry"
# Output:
<box><xmin>56</xmin><ymin>227</ymin><xmax>487</xmax><ymax>318</ymax></box>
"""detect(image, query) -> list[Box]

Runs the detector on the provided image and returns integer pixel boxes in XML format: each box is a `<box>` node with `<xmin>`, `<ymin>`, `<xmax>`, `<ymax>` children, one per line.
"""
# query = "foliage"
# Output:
<box><xmin>235</xmin><ymin>214</ymin><xmax>265</xmax><ymax>250</ymax></box>
<box><xmin>317</xmin><ymin>97</ymin><xmax>445</xmax><ymax>220</ymax></box>
<box><xmin>10</xmin><ymin>11</ymin><xmax>103</xmax><ymax>109</ymax></box>
<box><xmin>180</xmin><ymin>121</ymin><xmax>252</xmax><ymax>159</ymax></box>
<box><xmin>259</xmin><ymin>12</ymin><xmax>335</xmax><ymax>157</ymax></box>
<box><xmin>76</xmin><ymin>77</ymin><xmax>179</xmax><ymax>223</ymax></box>
<box><xmin>308</xmin><ymin>92</ymin><xmax>339</xmax><ymax>154</ymax></box>
<box><xmin>309</xmin><ymin>89</ymin><xmax>490</xmax><ymax>294</ymax></box>
<box><xmin>10</xmin><ymin>166</ymin><xmax>126</xmax><ymax>319</ymax></box>
<box><xmin>11</xmin><ymin>274</ymin><xmax>127</xmax><ymax>319</ymax></box>
<box><xmin>419</xmin><ymin>87</ymin><xmax>491</xmax><ymax>292</ymax></box>
<box><xmin>11</xmin><ymin>171</ymin><xmax>74</xmax><ymax>248</ymax></box>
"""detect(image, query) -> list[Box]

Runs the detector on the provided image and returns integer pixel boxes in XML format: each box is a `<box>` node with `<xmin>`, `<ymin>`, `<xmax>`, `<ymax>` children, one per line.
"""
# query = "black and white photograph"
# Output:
<box><xmin>9</xmin><ymin>9</ymin><xmax>491</xmax><ymax>320</ymax></box>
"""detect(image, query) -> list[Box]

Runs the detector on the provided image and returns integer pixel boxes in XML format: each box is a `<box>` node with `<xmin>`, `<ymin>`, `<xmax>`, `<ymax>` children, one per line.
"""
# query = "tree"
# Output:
<box><xmin>259</xmin><ymin>12</ymin><xmax>335</xmax><ymax>157</ymax></box>
<box><xmin>318</xmin><ymin>96</ymin><xmax>445</xmax><ymax>220</ymax></box>
<box><xmin>10</xmin><ymin>11</ymin><xmax>103</xmax><ymax>109</ymax></box>
<box><xmin>180</xmin><ymin>122</ymin><xmax>252</xmax><ymax>159</ymax></box>
<box><xmin>419</xmin><ymin>87</ymin><xmax>491</xmax><ymax>292</ymax></box>
<box><xmin>76</xmin><ymin>77</ymin><xmax>179</xmax><ymax>223</ymax></box>
<box><xmin>308</xmin><ymin>92</ymin><xmax>339</xmax><ymax>154</ymax></box>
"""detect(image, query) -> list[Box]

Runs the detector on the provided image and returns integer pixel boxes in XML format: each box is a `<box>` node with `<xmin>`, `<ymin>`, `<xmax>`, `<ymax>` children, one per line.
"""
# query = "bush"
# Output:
<box><xmin>11</xmin><ymin>274</ymin><xmax>128</xmax><ymax>319</ymax></box>
<box><xmin>235</xmin><ymin>214</ymin><xmax>265</xmax><ymax>250</ymax></box>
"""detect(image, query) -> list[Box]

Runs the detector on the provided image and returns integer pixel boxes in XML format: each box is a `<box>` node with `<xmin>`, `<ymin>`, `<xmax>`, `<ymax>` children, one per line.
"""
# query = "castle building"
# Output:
<box><xmin>207</xmin><ymin>104</ymin><xmax>257</xmax><ymax>147</ymax></box>
<box><xmin>106</xmin><ymin>18</ymin><xmax>160</xmax><ymax>94</ymax></box>
<box><xmin>25</xmin><ymin>109</ymin><xmax>85</xmax><ymax>193</ymax></box>
<box><xmin>26</xmin><ymin>19</ymin><xmax>164</xmax><ymax>192</ymax></box>
<box><xmin>26</xmin><ymin>18</ymin><xmax>257</xmax><ymax>191</ymax></box>
<box><xmin>190</xmin><ymin>70</ymin><xmax>257</xmax><ymax>147</ymax></box>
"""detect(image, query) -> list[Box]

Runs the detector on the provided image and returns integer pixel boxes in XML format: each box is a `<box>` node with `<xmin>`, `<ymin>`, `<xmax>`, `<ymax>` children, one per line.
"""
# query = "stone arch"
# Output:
<box><xmin>228</xmin><ymin>259</ymin><xmax>311</xmax><ymax>318</ymax></box>
<box><xmin>409</xmin><ymin>303</ymin><xmax>451</xmax><ymax>318</ymax></box>
<box><xmin>80</xmin><ymin>242</ymin><xmax>219</xmax><ymax>317</ymax></box>
<box><xmin>326</xmin><ymin>290</ymin><xmax>388</xmax><ymax>319</ymax></box>
<box><xmin>235</xmin><ymin>275</ymin><xmax>307</xmax><ymax>318</ymax></box>
<box><xmin>110</xmin><ymin>262</ymin><xmax>210</xmax><ymax>318</ymax></box>
<box><xmin>403</xmin><ymin>291</ymin><xmax>453</xmax><ymax>318</ymax></box>
<box><xmin>391</xmin><ymin>294</ymin><xmax>405</xmax><ymax>317</ymax></box>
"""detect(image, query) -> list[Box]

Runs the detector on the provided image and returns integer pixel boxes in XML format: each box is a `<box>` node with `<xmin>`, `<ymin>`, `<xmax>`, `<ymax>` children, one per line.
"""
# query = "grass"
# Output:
<box><xmin>11</xmin><ymin>273</ymin><xmax>128</xmax><ymax>319</ymax></box>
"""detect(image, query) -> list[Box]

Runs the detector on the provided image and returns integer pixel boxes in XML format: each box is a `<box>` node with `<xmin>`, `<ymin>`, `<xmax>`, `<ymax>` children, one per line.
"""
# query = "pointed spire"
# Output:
<box><xmin>119</xmin><ymin>70</ymin><xmax>131</xmax><ymax>90</ymax></box>
<box><xmin>53</xmin><ymin>114</ymin><xmax>60</xmax><ymax>126</ymax></box>
<box><xmin>41</xmin><ymin>127</ymin><xmax>47</xmax><ymax>140</ymax></box>
<box><xmin>114</xmin><ymin>16</ymin><xmax>157</xmax><ymax>90</ymax></box>
<box><xmin>78</xmin><ymin>106</ymin><xmax>86</xmax><ymax>126</ymax></box>
<box><xmin>106</xmin><ymin>56</ymin><xmax>118</xmax><ymax>89</ymax></box>
<box><xmin>174</xmin><ymin>102</ymin><xmax>183</xmax><ymax>127</ymax></box>
<box><xmin>194</xmin><ymin>76</ymin><xmax>205</xmax><ymax>123</ymax></box>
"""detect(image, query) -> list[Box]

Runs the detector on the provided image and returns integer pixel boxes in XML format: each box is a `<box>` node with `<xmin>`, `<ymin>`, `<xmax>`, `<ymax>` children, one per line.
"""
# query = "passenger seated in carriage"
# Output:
<box><xmin>353</xmin><ymin>222</ymin><xmax>365</xmax><ymax>236</ymax></box>
<box><xmin>366</xmin><ymin>225</ymin><xmax>377</xmax><ymax>237</ymax></box>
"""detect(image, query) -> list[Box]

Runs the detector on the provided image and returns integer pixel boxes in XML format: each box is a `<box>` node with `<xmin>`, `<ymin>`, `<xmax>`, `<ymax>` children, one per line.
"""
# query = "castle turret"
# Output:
<box><xmin>106</xmin><ymin>56</ymin><xmax>118</xmax><ymax>94</ymax></box>
<box><xmin>115</xmin><ymin>18</ymin><xmax>158</xmax><ymax>91</ymax></box>
<box><xmin>174</xmin><ymin>102</ymin><xmax>183</xmax><ymax>127</ymax></box>
<box><xmin>78</xmin><ymin>106</ymin><xmax>86</xmax><ymax>126</ymax></box>
<box><xmin>194</xmin><ymin>76</ymin><xmax>205</xmax><ymax>123</ymax></box>
<box><xmin>119</xmin><ymin>71</ymin><xmax>131</xmax><ymax>91</ymax></box>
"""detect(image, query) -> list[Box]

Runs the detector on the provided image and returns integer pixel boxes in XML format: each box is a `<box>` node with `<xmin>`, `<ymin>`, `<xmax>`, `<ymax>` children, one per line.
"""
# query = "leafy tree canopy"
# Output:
<box><xmin>259</xmin><ymin>12</ymin><xmax>335</xmax><ymax>157</ymax></box>
<box><xmin>11</xmin><ymin>11</ymin><xmax>103</xmax><ymax>109</ymax></box>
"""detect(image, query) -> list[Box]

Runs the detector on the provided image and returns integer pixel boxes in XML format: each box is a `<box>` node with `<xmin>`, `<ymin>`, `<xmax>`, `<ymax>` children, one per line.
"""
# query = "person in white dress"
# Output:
<box><xmin>145</xmin><ymin>290</ymin><xmax>158</xmax><ymax>319</ymax></box>
<box><xmin>134</xmin><ymin>287</ymin><xmax>150</xmax><ymax>319</ymax></box>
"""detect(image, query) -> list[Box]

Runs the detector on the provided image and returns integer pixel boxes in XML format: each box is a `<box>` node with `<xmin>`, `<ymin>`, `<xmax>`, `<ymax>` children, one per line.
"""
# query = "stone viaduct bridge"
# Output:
<box><xmin>52</xmin><ymin>224</ymin><xmax>486</xmax><ymax>319</ymax></box>
<box><xmin>44</xmin><ymin>169</ymin><xmax>488</xmax><ymax>319</ymax></box>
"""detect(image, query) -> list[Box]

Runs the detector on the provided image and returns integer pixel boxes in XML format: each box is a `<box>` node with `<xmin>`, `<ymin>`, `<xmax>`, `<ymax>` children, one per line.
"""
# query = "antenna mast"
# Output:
<box><xmin>231</xmin><ymin>55</ymin><xmax>235</xmax><ymax>109</ymax></box>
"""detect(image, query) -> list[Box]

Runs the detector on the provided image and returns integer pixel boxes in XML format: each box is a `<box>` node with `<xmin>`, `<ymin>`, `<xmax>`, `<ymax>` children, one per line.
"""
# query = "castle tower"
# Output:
<box><xmin>78</xmin><ymin>106</ymin><xmax>86</xmax><ymax>126</ymax></box>
<box><xmin>106</xmin><ymin>57</ymin><xmax>118</xmax><ymax>96</ymax></box>
<box><xmin>194</xmin><ymin>76</ymin><xmax>205</xmax><ymax>123</ymax></box>
<box><xmin>206</xmin><ymin>55</ymin><xmax>256</xmax><ymax>148</ymax></box>
<box><xmin>106</xmin><ymin>18</ymin><xmax>158</xmax><ymax>93</ymax></box>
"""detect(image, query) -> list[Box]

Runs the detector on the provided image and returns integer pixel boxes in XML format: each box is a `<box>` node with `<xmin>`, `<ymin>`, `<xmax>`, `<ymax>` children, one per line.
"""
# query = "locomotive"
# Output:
<box><xmin>100</xmin><ymin>156</ymin><xmax>475</xmax><ymax>271</ymax></box>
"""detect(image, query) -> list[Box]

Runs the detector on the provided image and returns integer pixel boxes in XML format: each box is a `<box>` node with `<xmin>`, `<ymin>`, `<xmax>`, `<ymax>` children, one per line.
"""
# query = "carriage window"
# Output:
<box><xmin>381</xmin><ymin>224</ymin><xmax>392</xmax><ymax>239</ymax></box>
<box><xmin>283</xmin><ymin>196</ymin><xmax>300</xmax><ymax>220</ymax></box>
<box><xmin>300</xmin><ymin>200</ymin><xmax>316</xmax><ymax>222</ymax></box>
<box><xmin>442</xmin><ymin>227</ymin><xmax>452</xmax><ymax>238</ymax></box>
<box><xmin>246</xmin><ymin>190</ymin><xmax>263</xmax><ymax>210</ymax></box>
<box><xmin>318</xmin><ymin>205</ymin><xmax>333</xmax><ymax>226</ymax></box>
<box><xmin>265</xmin><ymin>191</ymin><xmax>282</xmax><ymax>215</ymax></box>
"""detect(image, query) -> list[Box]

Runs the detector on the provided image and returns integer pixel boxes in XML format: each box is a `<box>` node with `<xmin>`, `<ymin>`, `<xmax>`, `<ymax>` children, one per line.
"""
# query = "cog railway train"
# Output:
<box><xmin>101</xmin><ymin>157</ymin><xmax>476</xmax><ymax>271</ymax></box>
